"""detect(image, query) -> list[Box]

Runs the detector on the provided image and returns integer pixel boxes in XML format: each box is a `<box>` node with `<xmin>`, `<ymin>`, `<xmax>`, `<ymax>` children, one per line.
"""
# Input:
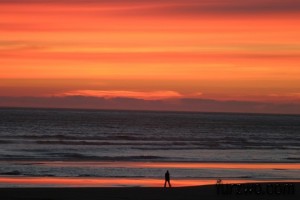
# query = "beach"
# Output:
<box><xmin>0</xmin><ymin>182</ymin><xmax>299</xmax><ymax>200</ymax></box>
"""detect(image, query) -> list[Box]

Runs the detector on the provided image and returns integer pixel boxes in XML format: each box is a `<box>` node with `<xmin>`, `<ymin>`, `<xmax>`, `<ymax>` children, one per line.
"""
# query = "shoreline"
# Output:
<box><xmin>2</xmin><ymin>160</ymin><xmax>300</xmax><ymax>167</ymax></box>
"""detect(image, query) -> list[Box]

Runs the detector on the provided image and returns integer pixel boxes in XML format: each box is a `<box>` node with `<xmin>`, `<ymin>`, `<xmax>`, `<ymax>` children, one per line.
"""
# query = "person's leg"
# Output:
<box><xmin>168</xmin><ymin>180</ymin><xmax>171</xmax><ymax>187</ymax></box>
<box><xmin>164</xmin><ymin>181</ymin><xmax>166</xmax><ymax>187</ymax></box>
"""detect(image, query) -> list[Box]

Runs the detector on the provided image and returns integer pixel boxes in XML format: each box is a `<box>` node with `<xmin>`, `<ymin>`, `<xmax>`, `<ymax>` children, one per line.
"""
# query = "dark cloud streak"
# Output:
<box><xmin>1</xmin><ymin>0</ymin><xmax>299</xmax><ymax>15</ymax></box>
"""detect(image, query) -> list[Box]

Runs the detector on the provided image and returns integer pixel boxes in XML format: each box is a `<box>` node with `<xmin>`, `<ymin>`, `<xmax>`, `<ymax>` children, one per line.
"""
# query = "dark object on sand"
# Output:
<box><xmin>164</xmin><ymin>170</ymin><xmax>172</xmax><ymax>188</ymax></box>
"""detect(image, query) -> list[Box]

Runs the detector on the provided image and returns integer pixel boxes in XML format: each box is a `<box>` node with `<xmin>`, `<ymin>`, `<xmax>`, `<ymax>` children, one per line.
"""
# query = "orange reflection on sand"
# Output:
<box><xmin>0</xmin><ymin>177</ymin><xmax>210</xmax><ymax>187</ymax></box>
<box><xmin>0</xmin><ymin>177</ymin><xmax>295</xmax><ymax>187</ymax></box>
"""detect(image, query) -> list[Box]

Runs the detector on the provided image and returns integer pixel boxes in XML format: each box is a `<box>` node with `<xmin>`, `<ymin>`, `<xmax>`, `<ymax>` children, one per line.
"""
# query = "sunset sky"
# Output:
<box><xmin>1</xmin><ymin>0</ymin><xmax>300</xmax><ymax>113</ymax></box>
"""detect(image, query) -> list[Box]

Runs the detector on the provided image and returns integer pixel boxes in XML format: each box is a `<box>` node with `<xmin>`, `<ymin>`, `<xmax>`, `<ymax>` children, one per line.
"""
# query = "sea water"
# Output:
<box><xmin>0</xmin><ymin>108</ymin><xmax>299</xmax><ymax>186</ymax></box>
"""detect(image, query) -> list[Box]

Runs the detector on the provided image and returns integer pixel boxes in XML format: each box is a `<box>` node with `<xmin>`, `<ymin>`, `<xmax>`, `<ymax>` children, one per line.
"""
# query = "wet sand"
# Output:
<box><xmin>0</xmin><ymin>182</ymin><xmax>299</xmax><ymax>200</ymax></box>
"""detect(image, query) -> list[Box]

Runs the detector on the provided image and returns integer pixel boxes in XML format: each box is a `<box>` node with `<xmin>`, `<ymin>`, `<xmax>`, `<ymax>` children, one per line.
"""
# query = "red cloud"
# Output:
<box><xmin>58</xmin><ymin>90</ymin><xmax>183</xmax><ymax>100</ymax></box>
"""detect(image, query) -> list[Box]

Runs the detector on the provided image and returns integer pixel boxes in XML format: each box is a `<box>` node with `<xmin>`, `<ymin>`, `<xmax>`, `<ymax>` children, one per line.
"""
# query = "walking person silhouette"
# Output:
<box><xmin>164</xmin><ymin>170</ymin><xmax>171</xmax><ymax>187</ymax></box>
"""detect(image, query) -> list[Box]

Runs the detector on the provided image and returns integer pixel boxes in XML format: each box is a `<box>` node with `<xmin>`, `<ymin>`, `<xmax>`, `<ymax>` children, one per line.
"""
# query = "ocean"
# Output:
<box><xmin>0</xmin><ymin>108</ymin><xmax>299</xmax><ymax>187</ymax></box>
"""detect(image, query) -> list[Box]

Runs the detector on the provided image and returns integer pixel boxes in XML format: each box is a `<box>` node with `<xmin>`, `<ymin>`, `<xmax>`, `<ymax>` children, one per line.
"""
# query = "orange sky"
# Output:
<box><xmin>1</xmin><ymin>0</ymin><xmax>300</xmax><ymax>111</ymax></box>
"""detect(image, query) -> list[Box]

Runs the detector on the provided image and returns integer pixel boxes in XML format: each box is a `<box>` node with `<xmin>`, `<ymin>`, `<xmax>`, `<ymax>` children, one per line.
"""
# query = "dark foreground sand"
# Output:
<box><xmin>0</xmin><ymin>182</ymin><xmax>299</xmax><ymax>200</ymax></box>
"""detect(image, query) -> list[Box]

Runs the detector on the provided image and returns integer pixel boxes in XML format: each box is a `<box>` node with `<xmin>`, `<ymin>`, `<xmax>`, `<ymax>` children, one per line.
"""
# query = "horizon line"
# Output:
<box><xmin>1</xmin><ymin>106</ymin><xmax>300</xmax><ymax>116</ymax></box>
